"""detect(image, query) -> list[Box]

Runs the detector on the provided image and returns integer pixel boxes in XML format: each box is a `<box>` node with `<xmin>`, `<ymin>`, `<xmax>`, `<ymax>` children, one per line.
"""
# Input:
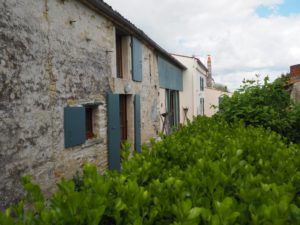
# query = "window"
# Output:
<box><xmin>64</xmin><ymin>104</ymin><xmax>99</xmax><ymax>148</ymax></box>
<box><xmin>200</xmin><ymin>77</ymin><xmax>204</xmax><ymax>91</ymax></box>
<box><xmin>116</xmin><ymin>32</ymin><xmax>123</xmax><ymax>78</ymax></box>
<box><xmin>166</xmin><ymin>89</ymin><xmax>180</xmax><ymax>126</ymax></box>
<box><xmin>199</xmin><ymin>98</ymin><xmax>204</xmax><ymax>116</ymax></box>
<box><xmin>85</xmin><ymin>106</ymin><xmax>97</xmax><ymax>140</ymax></box>
<box><xmin>107</xmin><ymin>94</ymin><xmax>141</xmax><ymax>171</ymax></box>
<box><xmin>115</xmin><ymin>31</ymin><xmax>141</xmax><ymax>81</ymax></box>
<box><xmin>119</xmin><ymin>95</ymin><xmax>128</xmax><ymax>142</ymax></box>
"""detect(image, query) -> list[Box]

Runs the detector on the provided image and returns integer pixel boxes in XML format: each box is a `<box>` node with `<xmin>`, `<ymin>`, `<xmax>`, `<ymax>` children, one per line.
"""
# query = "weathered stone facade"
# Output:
<box><xmin>0</xmin><ymin>0</ymin><xmax>114</xmax><ymax>209</ymax></box>
<box><xmin>109</xmin><ymin>38</ymin><xmax>161</xmax><ymax>145</ymax></box>
<box><xmin>0</xmin><ymin>0</ymin><xmax>184</xmax><ymax>209</ymax></box>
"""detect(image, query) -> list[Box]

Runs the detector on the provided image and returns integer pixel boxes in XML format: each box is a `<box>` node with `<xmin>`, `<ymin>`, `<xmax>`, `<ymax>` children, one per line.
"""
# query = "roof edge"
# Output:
<box><xmin>79</xmin><ymin>0</ymin><xmax>186</xmax><ymax>70</ymax></box>
<box><xmin>172</xmin><ymin>53</ymin><xmax>208</xmax><ymax>72</ymax></box>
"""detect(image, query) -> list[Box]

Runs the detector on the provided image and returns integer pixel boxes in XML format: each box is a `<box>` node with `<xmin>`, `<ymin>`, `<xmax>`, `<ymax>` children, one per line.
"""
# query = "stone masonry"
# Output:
<box><xmin>109</xmin><ymin>43</ymin><xmax>161</xmax><ymax>144</ymax></box>
<box><xmin>0</xmin><ymin>0</ymin><xmax>169</xmax><ymax>209</ymax></box>
<box><xmin>0</xmin><ymin>0</ymin><xmax>114</xmax><ymax>209</ymax></box>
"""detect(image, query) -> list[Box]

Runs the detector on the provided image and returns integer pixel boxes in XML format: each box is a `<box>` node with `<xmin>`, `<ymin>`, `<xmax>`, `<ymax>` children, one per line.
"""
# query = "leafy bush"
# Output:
<box><xmin>217</xmin><ymin>76</ymin><xmax>300</xmax><ymax>143</ymax></box>
<box><xmin>1</xmin><ymin>117</ymin><xmax>300</xmax><ymax>224</ymax></box>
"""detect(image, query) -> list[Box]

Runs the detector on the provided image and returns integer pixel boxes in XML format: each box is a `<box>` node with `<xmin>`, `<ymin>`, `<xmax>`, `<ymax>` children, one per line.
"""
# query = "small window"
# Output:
<box><xmin>84</xmin><ymin>105</ymin><xmax>99</xmax><ymax>140</ymax></box>
<box><xmin>116</xmin><ymin>32</ymin><xmax>123</xmax><ymax>78</ymax></box>
<box><xmin>199</xmin><ymin>98</ymin><xmax>205</xmax><ymax>115</ymax></box>
<box><xmin>85</xmin><ymin>107</ymin><xmax>95</xmax><ymax>139</ymax></box>
<box><xmin>64</xmin><ymin>104</ymin><xmax>99</xmax><ymax>148</ymax></box>
<box><xmin>200</xmin><ymin>77</ymin><xmax>204</xmax><ymax>91</ymax></box>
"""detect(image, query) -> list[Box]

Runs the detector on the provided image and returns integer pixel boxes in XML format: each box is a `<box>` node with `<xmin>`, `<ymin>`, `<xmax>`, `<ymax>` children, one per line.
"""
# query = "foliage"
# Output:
<box><xmin>1</xmin><ymin>117</ymin><xmax>300</xmax><ymax>224</ymax></box>
<box><xmin>120</xmin><ymin>140</ymin><xmax>132</xmax><ymax>162</ymax></box>
<box><xmin>217</xmin><ymin>75</ymin><xmax>300</xmax><ymax>143</ymax></box>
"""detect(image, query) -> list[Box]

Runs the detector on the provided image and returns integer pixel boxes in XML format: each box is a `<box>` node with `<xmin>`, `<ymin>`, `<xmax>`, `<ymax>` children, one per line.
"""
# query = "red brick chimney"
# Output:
<box><xmin>289</xmin><ymin>64</ymin><xmax>300</xmax><ymax>84</ymax></box>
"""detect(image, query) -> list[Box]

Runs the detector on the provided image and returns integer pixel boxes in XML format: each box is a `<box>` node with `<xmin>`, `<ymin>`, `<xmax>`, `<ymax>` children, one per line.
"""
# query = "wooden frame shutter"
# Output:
<box><xmin>107</xmin><ymin>94</ymin><xmax>121</xmax><ymax>171</ymax></box>
<box><xmin>132</xmin><ymin>37</ymin><xmax>143</xmax><ymax>82</ymax></box>
<box><xmin>64</xmin><ymin>106</ymin><xmax>86</xmax><ymax>148</ymax></box>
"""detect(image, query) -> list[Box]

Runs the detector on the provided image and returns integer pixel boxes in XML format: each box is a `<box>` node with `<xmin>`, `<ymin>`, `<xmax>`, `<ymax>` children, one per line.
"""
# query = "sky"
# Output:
<box><xmin>105</xmin><ymin>0</ymin><xmax>300</xmax><ymax>91</ymax></box>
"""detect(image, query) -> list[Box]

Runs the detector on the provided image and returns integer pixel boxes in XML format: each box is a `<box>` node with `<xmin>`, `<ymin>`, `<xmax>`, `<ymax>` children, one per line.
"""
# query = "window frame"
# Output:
<box><xmin>200</xmin><ymin>77</ymin><xmax>204</xmax><ymax>91</ymax></box>
<box><xmin>64</xmin><ymin>103</ymin><xmax>101</xmax><ymax>148</ymax></box>
<box><xmin>166</xmin><ymin>89</ymin><xmax>180</xmax><ymax>126</ymax></box>
<box><xmin>199</xmin><ymin>97</ymin><xmax>204</xmax><ymax>116</ymax></box>
<box><xmin>116</xmin><ymin>32</ymin><xmax>123</xmax><ymax>78</ymax></box>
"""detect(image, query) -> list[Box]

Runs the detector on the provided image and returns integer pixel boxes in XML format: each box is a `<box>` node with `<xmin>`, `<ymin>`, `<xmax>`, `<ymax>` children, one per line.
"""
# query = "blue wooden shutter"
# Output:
<box><xmin>64</xmin><ymin>106</ymin><xmax>86</xmax><ymax>148</ymax></box>
<box><xmin>132</xmin><ymin>37</ymin><xmax>142</xmax><ymax>82</ymax></box>
<box><xmin>107</xmin><ymin>94</ymin><xmax>121</xmax><ymax>171</ymax></box>
<box><xmin>134</xmin><ymin>94</ymin><xmax>141</xmax><ymax>153</ymax></box>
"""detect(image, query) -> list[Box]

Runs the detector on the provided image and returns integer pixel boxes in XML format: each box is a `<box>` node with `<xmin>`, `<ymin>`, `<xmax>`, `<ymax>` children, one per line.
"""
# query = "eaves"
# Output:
<box><xmin>79</xmin><ymin>0</ymin><xmax>186</xmax><ymax>70</ymax></box>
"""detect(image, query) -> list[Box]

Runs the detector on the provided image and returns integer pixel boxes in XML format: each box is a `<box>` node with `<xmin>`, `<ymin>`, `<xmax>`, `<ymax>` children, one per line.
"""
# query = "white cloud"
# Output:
<box><xmin>105</xmin><ymin>0</ymin><xmax>300</xmax><ymax>91</ymax></box>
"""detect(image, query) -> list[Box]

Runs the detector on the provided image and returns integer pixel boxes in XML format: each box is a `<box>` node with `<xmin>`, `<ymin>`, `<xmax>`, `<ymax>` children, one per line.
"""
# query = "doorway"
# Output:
<box><xmin>119</xmin><ymin>95</ymin><xmax>128</xmax><ymax>143</ymax></box>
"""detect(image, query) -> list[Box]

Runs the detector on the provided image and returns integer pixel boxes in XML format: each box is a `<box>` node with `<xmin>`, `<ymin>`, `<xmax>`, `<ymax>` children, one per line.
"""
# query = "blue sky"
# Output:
<box><xmin>256</xmin><ymin>0</ymin><xmax>300</xmax><ymax>17</ymax></box>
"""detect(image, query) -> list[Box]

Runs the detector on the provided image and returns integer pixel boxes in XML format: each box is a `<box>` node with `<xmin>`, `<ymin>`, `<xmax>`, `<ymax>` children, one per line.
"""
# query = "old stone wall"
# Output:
<box><xmin>140</xmin><ymin>45</ymin><xmax>160</xmax><ymax>141</ymax></box>
<box><xmin>110</xmin><ymin>38</ymin><xmax>160</xmax><ymax>145</ymax></box>
<box><xmin>0</xmin><ymin>0</ymin><xmax>114</xmax><ymax>209</ymax></box>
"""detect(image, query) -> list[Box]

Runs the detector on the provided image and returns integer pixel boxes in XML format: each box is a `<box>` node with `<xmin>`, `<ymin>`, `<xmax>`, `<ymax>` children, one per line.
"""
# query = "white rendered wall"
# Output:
<box><xmin>204</xmin><ymin>88</ymin><xmax>231</xmax><ymax>117</ymax></box>
<box><xmin>172</xmin><ymin>55</ymin><xmax>207</xmax><ymax>123</ymax></box>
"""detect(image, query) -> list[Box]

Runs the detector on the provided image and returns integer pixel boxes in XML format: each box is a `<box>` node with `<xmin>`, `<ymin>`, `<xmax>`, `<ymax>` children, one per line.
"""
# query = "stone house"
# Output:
<box><xmin>0</xmin><ymin>0</ymin><xmax>185</xmax><ymax>208</ymax></box>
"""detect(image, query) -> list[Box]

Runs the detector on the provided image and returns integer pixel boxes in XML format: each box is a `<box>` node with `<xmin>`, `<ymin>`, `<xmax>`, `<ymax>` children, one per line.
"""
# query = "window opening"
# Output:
<box><xmin>116</xmin><ymin>33</ymin><xmax>123</xmax><ymax>78</ymax></box>
<box><xmin>119</xmin><ymin>95</ymin><xmax>128</xmax><ymax>142</ymax></box>
<box><xmin>85</xmin><ymin>107</ymin><xmax>94</xmax><ymax>139</ymax></box>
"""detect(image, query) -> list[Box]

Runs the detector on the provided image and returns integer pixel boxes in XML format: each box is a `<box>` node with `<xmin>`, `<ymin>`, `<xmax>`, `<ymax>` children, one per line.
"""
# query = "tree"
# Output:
<box><xmin>217</xmin><ymin>75</ymin><xmax>300</xmax><ymax>143</ymax></box>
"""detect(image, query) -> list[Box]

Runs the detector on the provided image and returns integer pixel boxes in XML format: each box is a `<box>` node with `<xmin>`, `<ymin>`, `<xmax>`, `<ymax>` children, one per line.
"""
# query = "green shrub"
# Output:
<box><xmin>1</xmin><ymin>117</ymin><xmax>300</xmax><ymax>224</ymax></box>
<box><xmin>217</xmin><ymin>75</ymin><xmax>300</xmax><ymax>143</ymax></box>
